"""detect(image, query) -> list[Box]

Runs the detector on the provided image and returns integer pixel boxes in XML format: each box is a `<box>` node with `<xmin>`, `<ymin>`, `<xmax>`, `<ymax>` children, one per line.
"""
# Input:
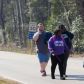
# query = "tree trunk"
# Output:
<box><xmin>15</xmin><ymin>0</ymin><xmax>24</xmax><ymax>47</ymax></box>
<box><xmin>20</xmin><ymin>0</ymin><xmax>27</xmax><ymax>47</ymax></box>
<box><xmin>12</xmin><ymin>3</ymin><xmax>17</xmax><ymax>42</ymax></box>
<box><xmin>76</xmin><ymin>0</ymin><xmax>84</xmax><ymax>22</ymax></box>
<box><xmin>0</xmin><ymin>0</ymin><xmax>7</xmax><ymax>45</ymax></box>
<box><xmin>59</xmin><ymin>0</ymin><xmax>71</xmax><ymax>30</ymax></box>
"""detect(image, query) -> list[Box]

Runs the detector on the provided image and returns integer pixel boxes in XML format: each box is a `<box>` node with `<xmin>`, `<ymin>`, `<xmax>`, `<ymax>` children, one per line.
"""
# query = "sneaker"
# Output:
<box><xmin>65</xmin><ymin>75</ymin><xmax>68</xmax><ymax>77</ymax></box>
<box><xmin>42</xmin><ymin>71</ymin><xmax>47</xmax><ymax>76</ymax></box>
<box><xmin>63</xmin><ymin>74</ymin><xmax>68</xmax><ymax>77</ymax></box>
<box><xmin>51</xmin><ymin>75</ymin><xmax>55</xmax><ymax>79</ymax></box>
<box><xmin>60</xmin><ymin>77</ymin><xmax>65</xmax><ymax>80</ymax></box>
<box><xmin>83</xmin><ymin>63</ymin><xmax>84</xmax><ymax>68</ymax></box>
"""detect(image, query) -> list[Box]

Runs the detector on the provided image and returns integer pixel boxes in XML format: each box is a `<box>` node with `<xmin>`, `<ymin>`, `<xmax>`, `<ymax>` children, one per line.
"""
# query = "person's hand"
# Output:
<box><xmin>37</xmin><ymin>28</ymin><xmax>41</xmax><ymax>34</ymax></box>
<box><xmin>51</xmin><ymin>52</ymin><xmax>55</xmax><ymax>56</ymax></box>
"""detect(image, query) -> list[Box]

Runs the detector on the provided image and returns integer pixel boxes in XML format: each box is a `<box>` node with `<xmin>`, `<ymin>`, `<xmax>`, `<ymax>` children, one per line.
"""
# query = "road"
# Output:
<box><xmin>0</xmin><ymin>51</ymin><xmax>84</xmax><ymax>84</ymax></box>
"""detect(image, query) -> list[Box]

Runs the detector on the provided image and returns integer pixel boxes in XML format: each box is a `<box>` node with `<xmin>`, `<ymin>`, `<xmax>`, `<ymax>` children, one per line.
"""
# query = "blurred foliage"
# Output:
<box><xmin>0</xmin><ymin>0</ymin><xmax>84</xmax><ymax>53</ymax></box>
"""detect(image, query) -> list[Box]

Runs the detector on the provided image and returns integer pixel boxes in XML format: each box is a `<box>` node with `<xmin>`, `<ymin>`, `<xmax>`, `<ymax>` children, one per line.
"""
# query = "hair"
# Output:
<box><xmin>54</xmin><ymin>29</ymin><xmax>61</xmax><ymax>35</ymax></box>
<box><xmin>37</xmin><ymin>23</ymin><xmax>44</xmax><ymax>26</ymax></box>
<box><xmin>59</xmin><ymin>24</ymin><xmax>66</xmax><ymax>30</ymax></box>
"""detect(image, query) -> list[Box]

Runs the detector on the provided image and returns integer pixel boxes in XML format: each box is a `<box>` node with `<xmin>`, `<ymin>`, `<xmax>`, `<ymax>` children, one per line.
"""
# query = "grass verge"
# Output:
<box><xmin>0</xmin><ymin>76</ymin><xmax>22</xmax><ymax>84</ymax></box>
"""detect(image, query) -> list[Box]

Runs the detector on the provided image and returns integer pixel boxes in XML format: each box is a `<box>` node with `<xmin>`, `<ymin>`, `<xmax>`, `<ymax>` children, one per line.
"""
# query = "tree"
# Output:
<box><xmin>31</xmin><ymin>0</ymin><xmax>51</xmax><ymax>23</ymax></box>
<box><xmin>0</xmin><ymin>0</ymin><xmax>7</xmax><ymax>45</ymax></box>
<box><xmin>76</xmin><ymin>0</ymin><xmax>84</xmax><ymax>21</ymax></box>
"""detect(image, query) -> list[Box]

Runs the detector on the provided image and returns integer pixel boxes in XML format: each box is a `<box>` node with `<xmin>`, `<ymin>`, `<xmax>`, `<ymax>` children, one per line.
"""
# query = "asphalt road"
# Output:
<box><xmin>0</xmin><ymin>51</ymin><xmax>84</xmax><ymax>84</ymax></box>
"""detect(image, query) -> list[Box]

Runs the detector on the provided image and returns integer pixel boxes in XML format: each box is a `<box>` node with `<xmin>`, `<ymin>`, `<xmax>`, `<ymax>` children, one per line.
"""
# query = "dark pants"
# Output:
<box><xmin>51</xmin><ymin>54</ymin><xmax>65</xmax><ymax>77</ymax></box>
<box><xmin>63</xmin><ymin>51</ymin><xmax>70</xmax><ymax>75</ymax></box>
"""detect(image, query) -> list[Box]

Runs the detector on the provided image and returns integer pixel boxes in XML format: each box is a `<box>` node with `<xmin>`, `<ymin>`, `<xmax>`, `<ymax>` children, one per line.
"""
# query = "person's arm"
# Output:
<box><xmin>68</xmin><ymin>32</ymin><xmax>74</xmax><ymax>40</ymax></box>
<box><xmin>48</xmin><ymin>37</ymin><xmax>55</xmax><ymax>55</ymax></box>
<box><xmin>33</xmin><ymin>32</ymin><xmax>40</xmax><ymax>42</ymax></box>
<box><xmin>64</xmin><ymin>40</ymin><xmax>69</xmax><ymax>51</ymax></box>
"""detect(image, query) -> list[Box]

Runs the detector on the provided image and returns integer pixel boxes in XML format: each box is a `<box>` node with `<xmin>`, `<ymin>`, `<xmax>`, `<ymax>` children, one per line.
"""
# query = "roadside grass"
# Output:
<box><xmin>0</xmin><ymin>44</ymin><xmax>84</xmax><ymax>57</ymax></box>
<box><xmin>0</xmin><ymin>44</ymin><xmax>36</xmax><ymax>55</ymax></box>
<box><xmin>0</xmin><ymin>77</ymin><xmax>22</xmax><ymax>84</ymax></box>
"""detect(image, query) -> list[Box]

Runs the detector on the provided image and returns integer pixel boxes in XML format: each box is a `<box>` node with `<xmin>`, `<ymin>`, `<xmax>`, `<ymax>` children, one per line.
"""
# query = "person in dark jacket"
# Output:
<box><xmin>59</xmin><ymin>24</ymin><xmax>74</xmax><ymax>77</ymax></box>
<box><xmin>48</xmin><ymin>29</ymin><xmax>69</xmax><ymax>80</ymax></box>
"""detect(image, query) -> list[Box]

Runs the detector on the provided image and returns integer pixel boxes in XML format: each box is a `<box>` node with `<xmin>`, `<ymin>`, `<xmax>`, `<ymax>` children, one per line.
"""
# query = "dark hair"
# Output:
<box><xmin>54</xmin><ymin>29</ymin><xmax>61</xmax><ymax>35</ymax></box>
<box><xmin>59</xmin><ymin>24</ymin><xmax>66</xmax><ymax>30</ymax></box>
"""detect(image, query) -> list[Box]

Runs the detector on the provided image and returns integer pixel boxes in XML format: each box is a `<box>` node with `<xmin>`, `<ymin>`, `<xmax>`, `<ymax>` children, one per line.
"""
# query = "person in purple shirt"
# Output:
<box><xmin>48</xmin><ymin>29</ymin><xmax>69</xmax><ymax>80</ymax></box>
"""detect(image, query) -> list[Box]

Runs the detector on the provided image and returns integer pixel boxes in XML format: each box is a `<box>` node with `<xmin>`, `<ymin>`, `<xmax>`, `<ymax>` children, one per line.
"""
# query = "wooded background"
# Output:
<box><xmin>0</xmin><ymin>0</ymin><xmax>84</xmax><ymax>53</ymax></box>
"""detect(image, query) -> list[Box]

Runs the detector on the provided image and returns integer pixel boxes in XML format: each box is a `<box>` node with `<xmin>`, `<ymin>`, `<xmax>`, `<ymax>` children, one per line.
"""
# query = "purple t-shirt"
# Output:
<box><xmin>48</xmin><ymin>35</ymin><xmax>68</xmax><ymax>55</ymax></box>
